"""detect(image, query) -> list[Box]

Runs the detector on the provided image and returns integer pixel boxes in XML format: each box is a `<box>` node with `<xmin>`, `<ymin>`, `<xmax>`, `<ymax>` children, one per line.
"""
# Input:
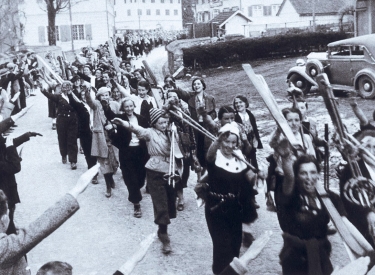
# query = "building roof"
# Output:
<box><xmin>277</xmin><ymin>0</ymin><xmax>348</xmax><ymax>16</ymax></box>
<box><xmin>210</xmin><ymin>10</ymin><xmax>251</xmax><ymax>28</ymax></box>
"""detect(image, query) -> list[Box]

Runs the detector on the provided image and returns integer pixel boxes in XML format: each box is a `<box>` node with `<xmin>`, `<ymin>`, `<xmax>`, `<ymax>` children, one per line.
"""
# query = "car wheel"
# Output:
<box><xmin>306</xmin><ymin>60</ymin><xmax>323</xmax><ymax>78</ymax></box>
<box><xmin>289</xmin><ymin>74</ymin><xmax>312</xmax><ymax>95</ymax></box>
<box><xmin>358</xmin><ymin>75</ymin><xmax>375</xmax><ymax>99</ymax></box>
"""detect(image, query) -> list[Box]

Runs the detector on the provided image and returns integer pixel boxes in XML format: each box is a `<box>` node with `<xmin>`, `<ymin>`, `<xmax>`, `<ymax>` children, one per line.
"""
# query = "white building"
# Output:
<box><xmin>114</xmin><ymin>0</ymin><xmax>183</xmax><ymax>31</ymax></box>
<box><xmin>195</xmin><ymin>0</ymin><xmax>283</xmax><ymax>24</ymax></box>
<box><xmin>20</xmin><ymin>0</ymin><xmax>115</xmax><ymax>52</ymax></box>
<box><xmin>277</xmin><ymin>0</ymin><xmax>352</xmax><ymax>28</ymax></box>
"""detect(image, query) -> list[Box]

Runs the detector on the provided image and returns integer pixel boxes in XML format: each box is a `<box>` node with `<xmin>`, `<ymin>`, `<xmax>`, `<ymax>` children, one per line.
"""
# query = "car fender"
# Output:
<box><xmin>287</xmin><ymin>67</ymin><xmax>318</xmax><ymax>86</ymax></box>
<box><xmin>354</xmin><ymin>69</ymin><xmax>375</xmax><ymax>89</ymax></box>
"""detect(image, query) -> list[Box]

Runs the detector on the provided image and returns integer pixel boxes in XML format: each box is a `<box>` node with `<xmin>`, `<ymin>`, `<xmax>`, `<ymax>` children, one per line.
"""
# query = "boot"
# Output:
<box><xmin>133</xmin><ymin>203</ymin><xmax>142</xmax><ymax>218</ymax></box>
<box><xmin>158</xmin><ymin>233</ymin><xmax>172</xmax><ymax>254</ymax></box>
<box><xmin>104</xmin><ymin>174</ymin><xmax>112</xmax><ymax>198</ymax></box>
<box><xmin>158</xmin><ymin>225</ymin><xmax>172</xmax><ymax>254</ymax></box>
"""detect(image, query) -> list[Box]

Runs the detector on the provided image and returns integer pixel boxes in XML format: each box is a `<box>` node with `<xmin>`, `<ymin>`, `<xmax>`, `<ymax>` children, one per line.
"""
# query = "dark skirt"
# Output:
<box><xmin>280</xmin><ymin>233</ymin><xmax>333</xmax><ymax>275</ymax></box>
<box><xmin>205</xmin><ymin>200</ymin><xmax>243</xmax><ymax>275</ymax></box>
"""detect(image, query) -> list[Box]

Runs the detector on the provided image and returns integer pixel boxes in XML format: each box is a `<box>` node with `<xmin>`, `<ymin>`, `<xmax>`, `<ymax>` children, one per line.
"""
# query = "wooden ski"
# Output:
<box><xmin>107</xmin><ymin>39</ymin><xmax>120</xmax><ymax>73</ymax></box>
<box><xmin>36</xmin><ymin>55</ymin><xmax>64</xmax><ymax>84</ymax></box>
<box><xmin>242</xmin><ymin>64</ymin><xmax>299</xmax><ymax>147</ymax></box>
<box><xmin>141</xmin><ymin>60</ymin><xmax>163</xmax><ymax>108</ymax></box>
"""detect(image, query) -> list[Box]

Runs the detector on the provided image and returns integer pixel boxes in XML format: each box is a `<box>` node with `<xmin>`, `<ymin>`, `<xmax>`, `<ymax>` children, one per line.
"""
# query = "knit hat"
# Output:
<box><xmin>149</xmin><ymin>108</ymin><xmax>163</xmax><ymax>125</ymax></box>
<box><xmin>218</xmin><ymin>122</ymin><xmax>240</xmax><ymax>138</ymax></box>
<box><xmin>96</xmin><ymin>87</ymin><xmax>111</xmax><ymax>99</ymax></box>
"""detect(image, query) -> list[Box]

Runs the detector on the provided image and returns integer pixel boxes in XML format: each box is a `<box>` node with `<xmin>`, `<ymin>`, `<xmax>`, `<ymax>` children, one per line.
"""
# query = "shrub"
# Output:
<box><xmin>182</xmin><ymin>32</ymin><xmax>351</xmax><ymax>69</ymax></box>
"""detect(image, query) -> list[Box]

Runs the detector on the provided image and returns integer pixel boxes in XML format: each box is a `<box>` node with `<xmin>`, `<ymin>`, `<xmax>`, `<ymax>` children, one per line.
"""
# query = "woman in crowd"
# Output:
<box><xmin>103</xmin><ymin>97</ymin><xmax>149</xmax><ymax>218</ymax></box>
<box><xmin>40</xmin><ymin>80</ymin><xmax>78</xmax><ymax>169</ymax></box>
<box><xmin>115</xmin><ymin>80</ymin><xmax>157</xmax><ymax>123</ymax></box>
<box><xmin>174</xmin><ymin>78</ymin><xmax>216</xmax><ymax>171</ymax></box>
<box><xmin>274</xmin><ymin>150</ymin><xmax>334</xmax><ymax>275</ymax></box>
<box><xmin>66</xmin><ymin>85</ymin><xmax>98</xmax><ymax>184</ymax></box>
<box><xmin>233</xmin><ymin>95</ymin><xmax>263</xmax><ymax>169</ymax></box>
<box><xmin>112</xmin><ymin>108</ymin><xmax>182</xmax><ymax>255</ymax></box>
<box><xmin>85</xmin><ymin>86</ymin><xmax>118</xmax><ymax>197</ymax></box>
<box><xmin>204</xmin><ymin>123</ymin><xmax>257</xmax><ymax>275</ymax></box>
<box><xmin>267</xmin><ymin>107</ymin><xmax>315</xmax><ymax>210</ymax></box>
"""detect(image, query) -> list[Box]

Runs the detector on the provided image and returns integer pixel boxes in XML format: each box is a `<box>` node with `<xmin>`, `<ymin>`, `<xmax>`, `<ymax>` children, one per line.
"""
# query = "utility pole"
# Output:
<box><xmin>312</xmin><ymin>0</ymin><xmax>316</xmax><ymax>32</ymax></box>
<box><xmin>68</xmin><ymin>0</ymin><xmax>74</xmax><ymax>51</ymax></box>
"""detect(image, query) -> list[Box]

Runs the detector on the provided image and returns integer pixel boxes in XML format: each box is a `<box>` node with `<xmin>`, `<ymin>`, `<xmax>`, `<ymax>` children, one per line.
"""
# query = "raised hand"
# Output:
<box><xmin>68</xmin><ymin>163</ymin><xmax>100</xmax><ymax>199</ymax></box>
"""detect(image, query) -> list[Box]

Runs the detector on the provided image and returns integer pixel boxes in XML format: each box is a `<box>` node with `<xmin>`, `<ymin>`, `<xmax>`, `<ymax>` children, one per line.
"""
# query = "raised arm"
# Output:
<box><xmin>85</xmin><ymin>87</ymin><xmax>98</xmax><ymax>110</ymax></box>
<box><xmin>115</xmin><ymin>81</ymin><xmax>136</xmax><ymax>101</ymax></box>
<box><xmin>111</xmin><ymin>118</ymin><xmax>150</xmax><ymax>141</ymax></box>
<box><xmin>0</xmin><ymin>164</ymin><xmax>99</xmax><ymax>268</ymax></box>
<box><xmin>174</xmin><ymin>87</ymin><xmax>192</xmax><ymax>103</ymax></box>
<box><xmin>206</xmin><ymin>139</ymin><xmax>220</xmax><ymax>163</ymax></box>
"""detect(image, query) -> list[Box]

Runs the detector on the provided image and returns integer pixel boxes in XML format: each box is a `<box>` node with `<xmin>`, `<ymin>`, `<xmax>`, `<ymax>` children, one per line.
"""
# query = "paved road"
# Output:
<box><xmin>9</xmin><ymin>47</ymin><xmax>349</xmax><ymax>275</ymax></box>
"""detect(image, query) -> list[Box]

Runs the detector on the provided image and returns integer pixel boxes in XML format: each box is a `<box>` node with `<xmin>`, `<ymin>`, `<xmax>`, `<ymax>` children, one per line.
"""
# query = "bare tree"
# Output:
<box><xmin>0</xmin><ymin>0</ymin><xmax>25</xmax><ymax>52</ymax></box>
<box><xmin>38</xmin><ymin>0</ymin><xmax>82</xmax><ymax>46</ymax></box>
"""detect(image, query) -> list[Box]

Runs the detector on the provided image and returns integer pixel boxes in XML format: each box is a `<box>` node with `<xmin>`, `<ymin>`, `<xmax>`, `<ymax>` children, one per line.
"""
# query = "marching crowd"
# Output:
<box><xmin>1</xmin><ymin>34</ymin><xmax>375</xmax><ymax>275</ymax></box>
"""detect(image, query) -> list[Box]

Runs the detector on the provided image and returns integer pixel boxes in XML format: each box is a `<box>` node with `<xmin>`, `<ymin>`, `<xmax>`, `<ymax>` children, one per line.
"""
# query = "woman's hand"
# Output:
<box><xmin>112</xmin><ymin>118</ymin><xmax>129</xmax><ymax>128</ymax></box>
<box><xmin>104</xmin><ymin>124</ymin><xmax>114</xmax><ymax>131</ymax></box>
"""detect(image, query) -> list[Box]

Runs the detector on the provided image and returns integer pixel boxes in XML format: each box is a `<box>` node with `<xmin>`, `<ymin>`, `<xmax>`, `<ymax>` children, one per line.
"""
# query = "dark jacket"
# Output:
<box><xmin>41</xmin><ymin>90</ymin><xmax>77</xmax><ymax>118</ymax></box>
<box><xmin>102</xmin><ymin>105</ymin><xmax>149</xmax><ymax>152</ymax></box>
<box><xmin>175</xmin><ymin>87</ymin><xmax>217</xmax><ymax>122</ymax></box>
<box><xmin>0</xmin><ymin>134</ymin><xmax>30</xmax><ymax>207</ymax></box>
<box><xmin>67</xmin><ymin>94</ymin><xmax>91</xmax><ymax>138</ymax></box>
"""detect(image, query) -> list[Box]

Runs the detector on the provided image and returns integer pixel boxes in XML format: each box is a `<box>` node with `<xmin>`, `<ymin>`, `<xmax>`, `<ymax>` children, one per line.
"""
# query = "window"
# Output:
<box><xmin>213</xmin><ymin>9</ymin><xmax>219</xmax><ymax>17</ymax></box>
<box><xmin>115</xmin><ymin>11</ymin><xmax>117</xmax><ymax>16</ymax></box>
<box><xmin>156</xmin><ymin>9</ymin><xmax>160</xmax><ymax>15</ymax></box>
<box><xmin>252</xmin><ymin>5</ymin><xmax>262</xmax><ymax>17</ymax></box>
<box><xmin>231</xmin><ymin>6</ymin><xmax>239</xmax><ymax>11</ymax></box>
<box><xmin>147</xmin><ymin>9</ymin><xmax>151</xmax><ymax>15</ymax></box>
<box><xmin>36</xmin><ymin>0</ymin><xmax>43</xmax><ymax>2</ymax></box>
<box><xmin>166</xmin><ymin>9</ymin><xmax>170</xmax><ymax>15</ymax></box>
<box><xmin>127</xmin><ymin>9</ymin><xmax>131</xmax><ymax>16</ymax></box>
<box><xmin>263</xmin><ymin>6</ymin><xmax>271</xmax><ymax>16</ymax></box>
<box><xmin>170</xmin><ymin>0</ymin><xmax>173</xmax><ymax>2</ymax></box>
<box><xmin>202</xmin><ymin>0</ymin><xmax>205</xmax><ymax>3</ymax></box>
<box><xmin>72</xmin><ymin>25</ymin><xmax>84</xmax><ymax>40</ymax></box>
<box><xmin>174</xmin><ymin>9</ymin><xmax>178</xmax><ymax>15</ymax></box>
<box><xmin>178</xmin><ymin>0</ymin><xmax>180</xmax><ymax>3</ymax></box>
<box><xmin>124</xmin><ymin>0</ymin><xmax>126</xmax><ymax>2</ymax></box>
<box><xmin>151</xmin><ymin>0</ymin><xmax>155</xmax><ymax>2</ymax></box>
<box><xmin>138</xmin><ymin>9</ymin><xmax>142</xmax><ymax>15</ymax></box>
<box><xmin>161</xmin><ymin>0</ymin><xmax>164</xmax><ymax>3</ymax></box>
<box><xmin>142</xmin><ymin>0</ymin><xmax>145</xmax><ymax>2</ymax></box>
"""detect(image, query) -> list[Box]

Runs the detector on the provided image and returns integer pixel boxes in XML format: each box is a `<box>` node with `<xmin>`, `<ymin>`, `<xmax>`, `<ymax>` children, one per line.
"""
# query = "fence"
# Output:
<box><xmin>186</xmin><ymin>18</ymin><xmax>354</xmax><ymax>39</ymax></box>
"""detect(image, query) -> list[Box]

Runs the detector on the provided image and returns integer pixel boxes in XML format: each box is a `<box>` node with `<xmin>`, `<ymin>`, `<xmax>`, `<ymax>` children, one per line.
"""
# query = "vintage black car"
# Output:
<box><xmin>287</xmin><ymin>34</ymin><xmax>375</xmax><ymax>99</ymax></box>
